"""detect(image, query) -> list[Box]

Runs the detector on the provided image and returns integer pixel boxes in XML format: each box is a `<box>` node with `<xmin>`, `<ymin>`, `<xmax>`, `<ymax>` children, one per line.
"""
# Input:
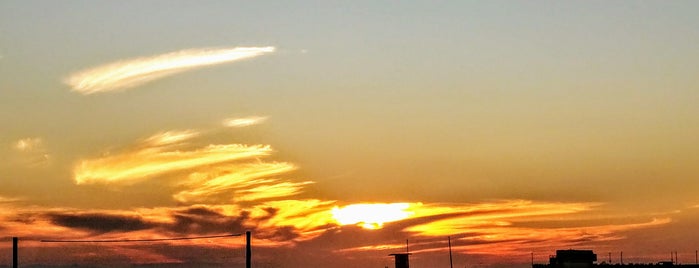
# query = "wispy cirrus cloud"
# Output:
<box><xmin>223</xmin><ymin>116</ymin><xmax>268</xmax><ymax>128</ymax></box>
<box><xmin>0</xmin><ymin>195</ymin><xmax>22</xmax><ymax>203</ymax></box>
<box><xmin>65</xmin><ymin>46</ymin><xmax>275</xmax><ymax>94</ymax></box>
<box><xmin>73</xmin><ymin>130</ymin><xmax>274</xmax><ymax>185</ymax></box>
<box><xmin>14</xmin><ymin>137</ymin><xmax>44</xmax><ymax>152</ymax></box>
<box><xmin>12</xmin><ymin>137</ymin><xmax>51</xmax><ymax>167</ymax></box>
<box><xmin>72</xmin><ymin>128</ymin><xmax>313</xmax><ymax>206</ymax></box>
<box><xmin>173</xmin><ymin>162</ymin><xmax>298</xmax><ymax>203</ymax></box>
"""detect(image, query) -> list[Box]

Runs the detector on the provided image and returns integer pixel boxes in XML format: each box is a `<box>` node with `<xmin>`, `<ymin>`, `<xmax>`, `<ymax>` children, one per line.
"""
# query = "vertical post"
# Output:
<box><xmin>620</xmin><ymin>251</ymin><xmax>623</xmax><ymax>265</ymax></box>
<box><xmin>406</xmin><ymin>239</ymin><xmax>409</xmax><ymax>253</ymax></box>
<box><xmin>608</xmin><ymin>252</ymin><xmax>611</xmax><ymax>263</ymax></box>
<box><xmin>13</xmin><ymin>237</ymin><xmax>18</xmax><ymax>268</ymax></box>
<box><xmin>695</xmin><ymin>250</ymin><xmax>697</xmax><ymax>265</ymax></box>
<box><xmin>531</xmin><ymin>252</ymin><xmax>534</xmax><ymax>266</ymax></box>
<box><xmin>672</xmin><ymin>251</ymin><xmax>676</xmax><ymax>264</ymax></box>
<box><xmin>448</xmin><ymin>236</ymin><xmax>453</xmax><ymax>268</ymax></box>
<box><xmin>246</xmin><ymin>231</ymin><xmax>251</xmax><ymax>268</ymax></box>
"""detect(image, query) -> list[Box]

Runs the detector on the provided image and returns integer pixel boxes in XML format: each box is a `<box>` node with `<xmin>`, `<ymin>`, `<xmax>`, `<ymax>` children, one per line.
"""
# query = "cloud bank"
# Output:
<box><xmin>0</xmin><ymin>127</ymin><xmax>677</xmax><ymax>266</ymax></box>
<box><xmin>65</xmin><ymin>47</ymin><xmax>275</xmax><ymax>94</ymax></box>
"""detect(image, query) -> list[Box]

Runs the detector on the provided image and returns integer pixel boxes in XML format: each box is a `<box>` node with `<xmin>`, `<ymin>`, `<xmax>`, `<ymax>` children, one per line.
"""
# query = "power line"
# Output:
<box><xmin>41</xmin><ymin>233</ymin><xmax>242</xmax><ymax>243</ymax></box>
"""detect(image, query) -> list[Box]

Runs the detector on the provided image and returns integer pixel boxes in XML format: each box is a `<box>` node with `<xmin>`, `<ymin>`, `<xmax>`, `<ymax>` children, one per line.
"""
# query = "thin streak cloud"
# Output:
<box><xmin>73</xmin><ymin>131</ymin><xmax>274</xmax><ymax>185</ymax></box>
<box><xmin>13</xmin><ymin>137</ymin><xmax>51</xmax><ymax>167</ymax></box>
<box><xmin>65</xmin><ymin>46</ymin><xmax>275</xmax><ymax>94</ymax></box>
<box><xmin>223</xmin><ymin>116</ymin><xmax>268</xmax><ymax>128</ymax></box>
<box><xmin>173</xmin><ymin>162</ymin><xmax>298</xmax><ymax>204</ymax></box>
<box><xmin>143</xmin><ymin>130</ymin><xmax>200</xmax><ymax>147</ymax></box>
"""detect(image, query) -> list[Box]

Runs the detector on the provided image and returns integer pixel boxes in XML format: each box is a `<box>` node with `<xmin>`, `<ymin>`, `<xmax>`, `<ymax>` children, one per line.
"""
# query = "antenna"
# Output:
<box><xmin>406</xmin><ymin>239</ymin><xmax>409</xmax><ymax>253</ymax></box>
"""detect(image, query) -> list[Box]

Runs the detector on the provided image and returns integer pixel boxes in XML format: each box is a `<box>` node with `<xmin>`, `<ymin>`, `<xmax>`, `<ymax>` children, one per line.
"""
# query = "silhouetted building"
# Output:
<box><xmin>547</xmin><ymin>250</ymin><xmax>597</xmax><ymax>268</ymax></box>
<box><xmin>534</xmin><ymin>249</ymin><xmax>699</xmax><ymax>268</ymax></box>
<box><xmin>389</xmin><ymin>253</ymin><xmax>410</xmax><ymax>268</ymax></box>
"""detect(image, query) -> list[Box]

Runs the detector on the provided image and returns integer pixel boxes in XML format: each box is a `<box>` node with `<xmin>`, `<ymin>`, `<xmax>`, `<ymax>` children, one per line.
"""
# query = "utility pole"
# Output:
<box><xmin>620</xmin><ymin>251</ymin><xmax>623</xmax><ymax>265</ymax></box>
<box><xmin>13</xmin><ymin>237</ymin><xmax>18</xmax><ymax>268</ymax></box>
<box><xmin>246</xmin><ymin>231</ymin><xmax>251</xmax><ymax>268</ymax></box>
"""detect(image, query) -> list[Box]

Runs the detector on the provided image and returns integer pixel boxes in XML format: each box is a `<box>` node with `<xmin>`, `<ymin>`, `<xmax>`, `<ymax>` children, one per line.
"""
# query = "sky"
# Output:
<box><xmin>1</xmin><ymin>1</ymin><xmax>699</xmax><ymax>267</ymax></box>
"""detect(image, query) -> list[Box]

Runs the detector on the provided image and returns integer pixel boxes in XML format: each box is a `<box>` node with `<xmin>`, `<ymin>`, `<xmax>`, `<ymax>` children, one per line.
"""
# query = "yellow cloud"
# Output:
<box><xmin>252</xmin><ymin>199</ymin><xmax>337</xmax><ymax>236</ymax></box>
<box><xmin>233</xmin><ymin>181</ymin><xmax>314</xmax><ymax>202</ymax></box>
<box><xmin>72</xmin><ymin>129</ymin><xmax>312</xmax><ymax>207</ymax></box>
<box><xmin>73</xmin><ymin>130</ymin><xmax>275</xmax><ymax>185</ymax></box>
<box><xmin>142</xmin><ymin>130</ymin><xmax>200</xmax><ymax>147</ymax></box>
<box><xmin>65</xmin><ymin>46</ymin><xmax>275</xmax><ymax>94</ymax></box>
<box><xmin>74</xmin><ymin>143</ymin><xmax>272</xmax><ymax>185</ymax></box>
<box><xmin>173</xmin><ymin>162</ymin><xmax>298</xmax><ymax>203</ymax></box>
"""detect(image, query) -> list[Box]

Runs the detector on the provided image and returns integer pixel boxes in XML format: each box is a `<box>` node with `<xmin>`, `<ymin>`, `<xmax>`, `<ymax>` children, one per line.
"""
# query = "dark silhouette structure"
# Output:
<box><xmin>13</xmin><ymin>237</ymin><xmax>18</xmax><ymax>268</ymax></box>
<box><xmin>549</xmin><ymin>249</ymin><xmax>597</xmax><ymax>267</ymax></box>
<box><xmin>534</xmin><ymin>249</ymin><xmax>699</xmax><ymax>268</ymax></box>
<box><xmin>389</xmin><ymin>253</ymin><xmax>410</xmax><ymax>268</ymax></box>
<box><xmin>246</xmin><ymin>231</ymin><xmax>251</xmax><ymax>268</ymax></box>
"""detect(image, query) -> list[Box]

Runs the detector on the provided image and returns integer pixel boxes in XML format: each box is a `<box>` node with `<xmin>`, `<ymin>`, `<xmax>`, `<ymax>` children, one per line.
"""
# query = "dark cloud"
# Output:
<box><xmin>159</xmin><ymin>206</ymin><xmax>301</xmax><ymax>241</ymax></box>
<box><xmin>10</xmin><ymin>212</ymin><xmax>38</xmax><ymax>224</ymax></box>
<box><xmin>48</xmin><ymin>212</ymin><xmax>155</xmax><ymax>233</ymax></box>
<box><xmin>165</xmin><ymin>207</ymin><xmax>250</xmax><ymax>235</ymax></box>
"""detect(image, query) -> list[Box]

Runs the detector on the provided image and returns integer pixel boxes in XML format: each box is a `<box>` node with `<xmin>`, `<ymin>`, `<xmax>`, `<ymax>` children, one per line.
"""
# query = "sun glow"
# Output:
<box><xmin>331</xmin><ymin>203</ymin><xmax>414</xmax><ymax>229</ymax></box>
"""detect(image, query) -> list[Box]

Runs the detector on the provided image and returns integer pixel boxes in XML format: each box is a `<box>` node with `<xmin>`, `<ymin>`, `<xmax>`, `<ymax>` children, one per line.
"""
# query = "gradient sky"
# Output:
<box><xmin>1</xmin><ymin>1</ymin><xmax>699</xmax><ymax>267</ymax></box>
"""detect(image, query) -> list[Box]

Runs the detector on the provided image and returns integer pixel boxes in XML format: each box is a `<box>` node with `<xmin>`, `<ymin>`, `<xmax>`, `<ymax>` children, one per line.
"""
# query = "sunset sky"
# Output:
<box><xmin>1</xmin><ymin>1</ymin><xmax>699</xmax><ymax>267</ymax></box>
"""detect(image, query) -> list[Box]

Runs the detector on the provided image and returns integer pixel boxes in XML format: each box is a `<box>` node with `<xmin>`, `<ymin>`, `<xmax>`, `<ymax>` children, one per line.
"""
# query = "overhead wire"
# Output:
<box><xmin>41</xmin><ymin>233</ymin><xmax>242</xmax><ymax>243</ymax></box>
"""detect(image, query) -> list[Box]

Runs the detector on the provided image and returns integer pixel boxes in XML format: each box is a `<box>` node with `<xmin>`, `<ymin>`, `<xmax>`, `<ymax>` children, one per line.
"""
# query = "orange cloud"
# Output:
<box><xmin>6</xmin><ymin>128</ymin><xmax>675</xmax><ymax>266</ymax></box>
<box><xmin>405</xmin><ymin>200</ymin><xmax>595</xmax><ymax>236</ymax></box>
